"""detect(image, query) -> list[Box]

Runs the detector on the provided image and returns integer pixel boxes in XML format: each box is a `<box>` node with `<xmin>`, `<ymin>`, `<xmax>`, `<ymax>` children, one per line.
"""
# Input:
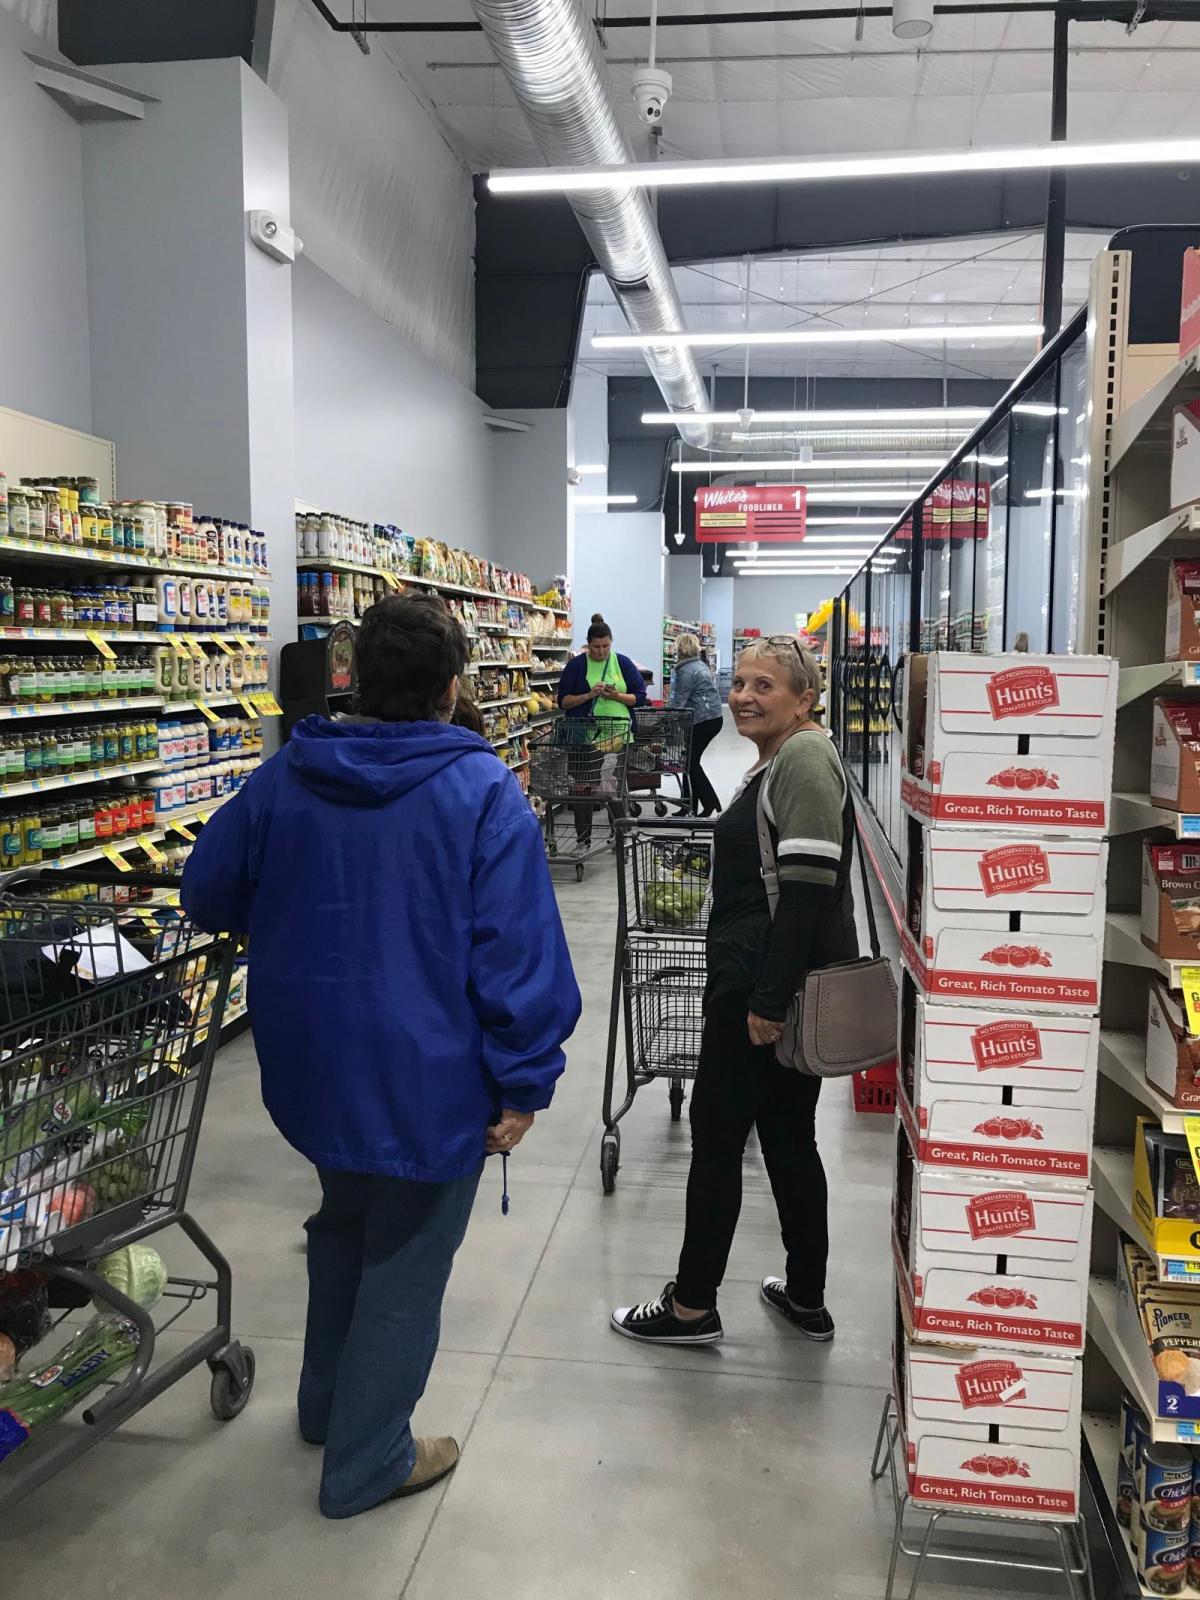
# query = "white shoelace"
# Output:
<box><xmin>626</xmin><ymin>1289</ymin><xmax>673</xmax><ymax>1323</ymax></box>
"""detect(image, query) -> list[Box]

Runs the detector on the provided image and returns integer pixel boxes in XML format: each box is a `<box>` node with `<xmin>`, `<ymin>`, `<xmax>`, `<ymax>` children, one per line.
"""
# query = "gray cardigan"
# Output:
<box><xmin>669</xmin><ymin>656</ymin><xmax>723</xmax><ymax>723</ymax></box>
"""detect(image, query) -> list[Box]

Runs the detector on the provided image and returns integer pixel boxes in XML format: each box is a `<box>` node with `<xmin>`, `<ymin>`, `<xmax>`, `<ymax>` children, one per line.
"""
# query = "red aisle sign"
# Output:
<box><xmin>1181</xmin><ymin>248</ymin><xmax>1200</xmax><ymax>360</ymax></box>
<box><xmin>694</xmin><ymin>484</ymin><xmax>807</xmax><ymax>543</ymax></box>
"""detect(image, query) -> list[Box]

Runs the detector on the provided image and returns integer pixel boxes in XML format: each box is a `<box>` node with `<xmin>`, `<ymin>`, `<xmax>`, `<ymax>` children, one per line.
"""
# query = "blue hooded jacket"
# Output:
<box><xmin>180</xmin><ymin>716</ymin><xmax>581</xmax><ymax>1183</ymax></box>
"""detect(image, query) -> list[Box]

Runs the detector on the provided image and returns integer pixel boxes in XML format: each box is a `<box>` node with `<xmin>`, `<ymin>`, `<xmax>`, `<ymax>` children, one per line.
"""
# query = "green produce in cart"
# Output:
<box><xmin>0</xmin><ymin>1311</ymin><xmax>141</xmax><ymax>1462</ymax></box>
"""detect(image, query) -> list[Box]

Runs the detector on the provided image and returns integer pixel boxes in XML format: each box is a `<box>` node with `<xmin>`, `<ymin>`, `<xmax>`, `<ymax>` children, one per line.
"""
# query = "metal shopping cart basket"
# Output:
<box><xmin>0</xmin><ymin>866</ymin><xmax>253</xmax><ymax>1510</ymax></box>
<box><xmin>600</xmin><ymin>816</ymin><xmax>714</xmax><ymax>1192</ymax></box>
<box><xmin>626</xmin><ymin>707</ymin><xmax>694</xmax><ymax>817</ymax></box>
<box><xmin>528</xmin><ymin>718</ymin><xmax>631</xmax><ymax>881</ymax></box>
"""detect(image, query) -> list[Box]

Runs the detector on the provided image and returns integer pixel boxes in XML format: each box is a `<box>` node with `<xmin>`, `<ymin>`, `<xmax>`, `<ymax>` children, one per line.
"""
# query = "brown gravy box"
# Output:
<box><xmin>1146</xmin><ymin>978</ymin><xmax>1200</xmax><ymax>1111</ymax></box>
<box><xmin>1150</xmin><ymin>698</ymin><xmax>1200</xmax><ymax>811</ymax></box>
<box><xmin>1141</xmin><ymin>841</ymin><xmax>1200</xmax><ymax>961</ymax></box>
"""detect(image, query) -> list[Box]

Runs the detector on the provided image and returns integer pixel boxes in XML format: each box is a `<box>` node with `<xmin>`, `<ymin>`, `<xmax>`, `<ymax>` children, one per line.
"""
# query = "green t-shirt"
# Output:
<box><xmin>586</xmin><ymin>652</ymin><xmax>631</xmax><ymax>721</ymax></box>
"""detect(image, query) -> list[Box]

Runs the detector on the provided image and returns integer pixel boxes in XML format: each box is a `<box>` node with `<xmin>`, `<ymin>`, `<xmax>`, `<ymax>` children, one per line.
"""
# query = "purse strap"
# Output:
<box><xmin>754</xmin><ymin>744</ymin><xmax>882</xmax><ymax>963</ymax></box>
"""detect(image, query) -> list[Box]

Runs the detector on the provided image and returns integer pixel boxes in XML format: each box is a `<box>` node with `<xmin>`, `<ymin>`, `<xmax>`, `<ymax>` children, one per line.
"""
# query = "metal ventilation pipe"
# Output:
<box><xmin>469</xmin><ymin>0</ymin><xmax>716</xmax><ymax>450</ymax></box>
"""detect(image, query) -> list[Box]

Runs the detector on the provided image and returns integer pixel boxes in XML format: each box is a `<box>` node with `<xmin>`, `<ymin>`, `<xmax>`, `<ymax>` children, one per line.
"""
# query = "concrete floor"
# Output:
<box><xmin>3</xmin><ymin>716</ymin><xmax>1099</xmax><ymax>1599</ymax></box>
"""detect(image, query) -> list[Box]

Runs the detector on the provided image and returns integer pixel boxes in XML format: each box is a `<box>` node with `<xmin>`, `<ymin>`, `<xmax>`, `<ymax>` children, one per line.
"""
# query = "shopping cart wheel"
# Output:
<box><xmin>209</xmin><ymin>1342</ymin><xmax>256</xmax><ymax>1421</ymax></box>
<box><xmin>628</xmin><ymin>802</ymin><xmax>642</xmax><ymax>818</ymax></box>
<box><xmin>654</xmin><ymin>803</ymin><xmax>668</xmax><ymax>818</ymax></box>
<box><xmin>575</xmin><ymin>862</ymin><xmax>585</xmax><ymax>882</ymax></box>
<box><xmin>669</xmin><ymin>1079</ymin><xmax>686</xmax><ymax>1121</ymax></box>
<box><xmin>600</xmin><ymin>1131</ymin><xmax>620</xmax><ymax>1195</ymax></box>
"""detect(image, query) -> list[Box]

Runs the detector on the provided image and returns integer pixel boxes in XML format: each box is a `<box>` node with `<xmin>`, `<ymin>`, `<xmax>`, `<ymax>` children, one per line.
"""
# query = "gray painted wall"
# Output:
<box><xmin>703</xmin><ymin>575</ymin><xmax>734</xmax><ymax>677</ymax></box>
<box><xmin>293</xmin><ymin>258</ymin><xmax>494</xmax><ymax>554</ymax></box>
<box><xmin>491</xmin><ymin>409</ymin><xmax>570</xmax><ymax>588</ymax></box>
<box><xmin>666</xmin><ymin>555</ymin><xmax>704</xmax><ymax>624</ymax></box>
<box><xmin>574</xmin><ymin>511</ymin><xmax>664</xmax><ymax>685</ymax></box>
<box><xmin>0</xmin><ymin>7</ymin><xmax>92</xmax><ymax>431</ymax></box>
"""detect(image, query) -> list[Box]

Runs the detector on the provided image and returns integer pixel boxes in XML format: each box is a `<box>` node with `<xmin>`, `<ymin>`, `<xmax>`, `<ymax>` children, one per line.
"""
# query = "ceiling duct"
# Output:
<box><xmin>469</xmin><ymin>0</ymin><xmax>720</xmax><ymax>451</ymax></box>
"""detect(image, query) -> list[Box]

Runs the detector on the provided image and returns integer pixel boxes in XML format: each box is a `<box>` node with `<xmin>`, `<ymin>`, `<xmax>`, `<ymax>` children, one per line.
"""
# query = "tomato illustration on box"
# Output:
<box><xmin>900</xmin><ymin>654</ymin><xmax>1116</xmax><ymax>836</ymax></box>
<box><xmin>892</xmin><ymin>1123</ymin><xmax>1091</xmax><ymax>1354</ymax></box>
<box><xmin>893</xmin><ymin>1322</ymin><xmax>1082</xmax><ymax>1520</ymax></box>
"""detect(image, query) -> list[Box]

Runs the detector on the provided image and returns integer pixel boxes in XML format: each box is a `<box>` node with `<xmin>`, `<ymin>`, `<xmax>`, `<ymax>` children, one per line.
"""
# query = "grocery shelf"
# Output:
<box><xmin>531</xmin><ymin>642</ymin><xmax>572</xmax><ymax>653</ymax></box>
<box><xmin>40</xmin><ymin>794</ymin><xmax>232</xmax><ymax>873</ymax></box>
<box><xmin>0</xmin><ymin>756</ymin><xmax>162</xmax><ymax>801</ymax></box>
<box><xmin>477</xmin><ymin>621</ymin><xmax>507</xmax><ymax>633</ymax></box>
<box><xmin>296</xmin><ymin>557</ymin><xmax>382</xmax><ymax>577</ymax></box>
<box><xmin>509</xmin><ymin>757</ymin><xmax>530</xmax><ymax>771</ymax></box>
<box><xmin>477</xmin><ymin>695</ymin><xmax>529</xmax><ymax>711</ymax></box>
<box><xmin>1093</xmin><ymin>1143</ymin><xmax>1138</xmax><ymax>1239</ymax></box>
<box><xmin>1109</xmin><ymin>791</ymin><xmax>1199</xmax><ymax>837</ymax></box>
<box><xmin>0</xmin><ymin>534</ymin><xmax>267</xmax><ymax>581</ymax></box>
<box><xmin>1081</xmin><ymin>1412</ymin><xmax>1151</xmax><ymax>1600</ymax></box>
<box><xmin>529</xmin><ymin>604</ymin><xmax>570</xmax><ymax>617</ymax></box>
<box><xmin>1110</xmin><ymin>349</ymin><xmax>1200</xmax><ymax>469</ymax></box>
<box><xmin>0</xmin><ymin>627</ymin><xmax>269</xmax><ymax>647</ymax></box>
<box><xmin>0</xmin><ymin>695</ymin><xmax>164</xmax><ymax>721</ymax></box>
<box><xmin>161</xmin><ymin>697</ymin><xmax>248</xmax><ymax>714</ymax></box>
<box><xmin>1117</xmin><ymin>659</ymin><xmax>1200</xmax><ymax>707</ymax></box>
<box><xmin>1107</xmin><ymin>505</ymin><xmax>1200</xmax><ymax>591</ymax></box>
<box><xmin>1099</xmin><ymin>1028</ymin><xmax>1194</xmax><ymax>1134</ymax></box>
<box><xmin>1089</xmin><ymin>1275</ymin><xmax>1200</xmax><ymax>1446</ymax></box>
<box><xmin>489</xmin><ymin>730</ymin><xmax>529</xmax><ymax>749</ymax></box>
<box><xmin>1105</xmin><ymin>910</ymin><xmax>1190</xmax><ymax>985</ymax></box>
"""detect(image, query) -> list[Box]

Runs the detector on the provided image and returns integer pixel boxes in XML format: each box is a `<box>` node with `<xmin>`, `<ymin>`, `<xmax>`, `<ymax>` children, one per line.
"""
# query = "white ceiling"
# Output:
<box><xmin>368</xmin><ymin>1</ymin><xmax>1193</xmax><ymax>383</ymax></box>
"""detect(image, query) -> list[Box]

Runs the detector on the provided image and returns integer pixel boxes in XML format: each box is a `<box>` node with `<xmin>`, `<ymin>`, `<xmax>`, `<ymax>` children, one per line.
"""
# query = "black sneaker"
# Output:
<box><xmin>610</xmin><ymin>1281</ymin><xmax>723</xmax><ymax>1346</ymax></box>
<box><xmin>760</xmin><ymin>1277</ymin><xmax>835</xmax><ymax>1341</ymax></box>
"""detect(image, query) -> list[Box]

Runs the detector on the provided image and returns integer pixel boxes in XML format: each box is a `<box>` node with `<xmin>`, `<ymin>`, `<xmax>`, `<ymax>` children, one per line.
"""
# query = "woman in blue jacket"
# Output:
<box><xmin>669</xmin><ymin>633</ymin><xmax>725</xmax><ymax>816</ymax></box>
<box><xmin>182</xmin><ymin>594</ymin><xmax>581</xmax><ymax>1520</ymax></box>
<box><xmin>556</xmin><ymin>614</ymin><xmax>648</xmax><ymax>852</ymax></box>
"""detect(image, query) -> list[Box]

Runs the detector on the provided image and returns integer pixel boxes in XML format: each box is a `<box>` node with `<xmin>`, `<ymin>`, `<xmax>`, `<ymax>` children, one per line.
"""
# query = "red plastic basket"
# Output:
<box><xmin>852</xmin><ymin>1058</ymin><xmax>898</xmax><ymax>1116</ymax></box>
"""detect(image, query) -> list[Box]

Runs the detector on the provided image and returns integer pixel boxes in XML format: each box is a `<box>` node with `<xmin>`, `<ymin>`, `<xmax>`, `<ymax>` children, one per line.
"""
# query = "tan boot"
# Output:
<box><xmin>391</xmin><ymin>1436</ymin><xmax>461</xmax><ymax>1499</ymax></box>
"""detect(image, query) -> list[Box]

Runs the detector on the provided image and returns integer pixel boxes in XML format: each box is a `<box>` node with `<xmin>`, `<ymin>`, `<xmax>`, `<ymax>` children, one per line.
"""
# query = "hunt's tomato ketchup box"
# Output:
<box><xmin>893</xmin><ymin>1300</ymin><xmax>1082</xmax><ymax>1521</ymax></box>
<box><xmin>900</xmin><ymin>653</ymin><xmax>1117</xmax><ymax>835</ymax></box>
<box><xmin>893</xmin><ymin>1124</ymin><xmax>1092</xmax><ymax>1357</ymax></box>
<box><xmin>898</xmin><ymin>975</ymin><xmax>1096</xmax><ymax>1187</ymax></box>
<box><xmin>900</xmin><ymin>819</ymin><xmax>1106</xmax><ymax>1014</ymax></box>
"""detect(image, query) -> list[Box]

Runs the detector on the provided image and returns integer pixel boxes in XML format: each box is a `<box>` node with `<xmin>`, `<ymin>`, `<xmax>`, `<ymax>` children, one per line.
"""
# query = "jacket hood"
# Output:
<box><xmin>286</xmin><ymin>715</ymin><xmax>490</xmax><ymax>804</ymax></box>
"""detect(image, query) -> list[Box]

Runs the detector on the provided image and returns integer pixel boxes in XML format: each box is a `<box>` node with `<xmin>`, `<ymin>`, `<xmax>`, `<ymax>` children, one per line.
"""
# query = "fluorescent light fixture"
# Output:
<box><xmin>1012</xmin><ymin>404</ymin><xmax>1066</xmax><ymax>418</ymax></box>
<box><xmin>734</xmin><ymin>566</ymin><xmax>874</xmax><ymax>576</ymax></box>
<box><xmin>807</xmin><ymin>516</ymin><xmax>894</xmax><ymax>526</ymax></box>
<box><xmin>643</xmin><ymin>407</ymin><xmax>990</xmax><ymax>425</ymax></box>
<box><xmin>489</xmin><ymin>138</ymin><xmax>1200</xmax><ymax>196</ymax></box>
<box><xmin>671</xmin><ymin>457</ymin><xmax>945</xmax><ymax>474</ymax></box>
<box><xmin>806</xmin><ymin>490</ymin><xmax>922</xmax><ymax>503</ymax></box>
<box><xmin>804</xmin><ymin>534</ymin><xmax>892</xmax><ymax>544</ymax></box>
<box><xmin>1025</xmin><ymin>486</ymin><xmax>1085</xmax><ymax>499</ymax></box>
<box><xmin>573</xmin><ymin>464</ymin><xmax>607</xmax><ymax>476</ymax></box>
<box><xmin>598</xmin><ymin>325</ymin><xmax>1038</xmax><ymax>352</ymax></box>
<box><xmin>730</xmin><ymin>428</ymin><xmax>970</xmax><ymax>446</ymax></box>
<box><xmin>574</xmin><ymin>492</ymin><xmax>636</xmax><ymax>506</ymax></box>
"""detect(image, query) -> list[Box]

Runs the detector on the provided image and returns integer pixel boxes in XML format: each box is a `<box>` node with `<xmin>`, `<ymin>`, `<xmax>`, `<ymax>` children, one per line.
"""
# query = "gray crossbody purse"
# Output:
<box><xmin>754</xmin><ymin>755</ymin><xmax>898</xmax><ymax>1077</ymax></box>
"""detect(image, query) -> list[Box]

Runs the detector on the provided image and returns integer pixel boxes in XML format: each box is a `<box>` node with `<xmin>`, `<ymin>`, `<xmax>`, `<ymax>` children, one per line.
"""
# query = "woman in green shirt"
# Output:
<box><xmin>557</xmin><ymin>615</ymin><xmax>648</xmax><ymax>852</ymax></box>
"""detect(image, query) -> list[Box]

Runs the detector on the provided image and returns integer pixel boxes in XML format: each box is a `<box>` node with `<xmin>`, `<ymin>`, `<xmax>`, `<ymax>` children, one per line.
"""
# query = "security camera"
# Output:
<box><xmin>632</xmin><ymin>65</ymin><xmax>672</xmax><ymax>127</ymax></box>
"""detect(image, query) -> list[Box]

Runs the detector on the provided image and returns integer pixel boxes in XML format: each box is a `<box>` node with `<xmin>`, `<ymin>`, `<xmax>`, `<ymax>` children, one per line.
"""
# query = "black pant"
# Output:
<box><xmin>675</xmin><ymin>990</ymin><xmax>827</xmax><ymax>1311</ymax></box>
<box><xmin>687</xmin><ymin>716</ymin><xmax>723</xmax><ymax>815</ymax></box>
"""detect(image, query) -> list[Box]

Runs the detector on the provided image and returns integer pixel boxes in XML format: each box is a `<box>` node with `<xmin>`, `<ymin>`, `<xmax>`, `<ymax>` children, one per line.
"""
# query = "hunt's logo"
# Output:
<box><xmin>955</xmin><ymin>1357</ymin><xmax>1027</xmax><ymax>1409</ymax></box>
<box><xmin>970</xmin><ymin>1019</ymin><xmax>1042</xmax><ymax>1071</ymax></box>
<box><xmin>966</xmin><ymin>1189</ymin><xmax>1036</xmax><ymax>1240</ymax></box>
<box><xmin>986</xmin><ymin>664</ymin><xmax>1059</xmax><ymax>721</ymax></box>
<box><xmin>978</xmin><ymin>843</ymin><xmax>1050</xmax><ymax>897</ymax></box>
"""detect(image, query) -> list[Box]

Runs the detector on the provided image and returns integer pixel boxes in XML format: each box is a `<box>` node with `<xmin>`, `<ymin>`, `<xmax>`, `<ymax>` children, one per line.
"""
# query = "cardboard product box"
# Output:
<box><xmin>1132</xmin><ymin>1115</ymin><xmax>1200</xmax><ymax>1282</ymax></box>
<box><xmin>900</xmin><ymin>653</ymin><xmax>1116</xmax><ymax>835</ymax></box>
<box><xmin>893</xmin><ymin>1298</ymin><xmax>1082</xmax><ymax>1521</ymax></box>
<box><xmin>893</xmin><ymin>1123</ymin><xmax>1091</xmax><ymax>1355</ymax></box>
<box><xmin>1141</xmin><ymin>841</ymin><xmax>1200</xmax><ymax>962</ymax></box>
<box><xmin>1170</xmin><ymin>404</ymin><xmax>1200</xmax><ymax>517</ymax></box>
<box><xmin>901</xmin><ymin>821</ymin><xmax>1107</xmax><ymax>1014</ymax></box>
<box><xmin>1150</xmin><ymin>698</ymin><xmax>1200</xmax><ymax>809</ymax></box>
<box><xmin>899</xmin><ymin>978</ymin><xmax>1096</xmax><ymax>1185</ymax></box>
<box><xmin>1146</xmin><ymin>978</ymin><xmax>1200</xmax><ymax>1111</ymax></box>
<box><xmin>1115</xmin><ymin>1237</ymin><xmax>1200</xmax><ymax>1426</ymax></box>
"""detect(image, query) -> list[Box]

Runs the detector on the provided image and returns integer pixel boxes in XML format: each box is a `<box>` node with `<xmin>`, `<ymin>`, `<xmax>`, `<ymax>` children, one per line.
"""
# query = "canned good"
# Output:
<box><xmin>1118</xmin><ymin>1451</ymin><xmax>1137</xmax><ymax>1530</ymax></box>
<box><xmin>1143</xmin><ymin>1445</ymin><xmax>1194</xmax><ymax>1531</ymax></box>
<box><xmin>1122</xmin><ymin>1393</ymin><xmax>1149</xmax><ymax>1465</ymax></box>
<box><xmin>1138</xmin><ymin>1516</ymin><xmax>1190</xmax><ymax>1595</ymax></box>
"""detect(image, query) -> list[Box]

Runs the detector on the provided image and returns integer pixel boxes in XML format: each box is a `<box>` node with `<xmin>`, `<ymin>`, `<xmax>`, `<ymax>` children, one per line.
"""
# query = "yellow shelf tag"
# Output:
<box><xmin>130</xmin><ymin>907</ymin><xmax>159</xmax><ymax>923</ymax></box>
<box><xmin>101</xmin><ymin>843</ymin><xmax>133</xmax><ymax>872</ymax></box>
<box><xmin>86</xmin><ymin>630</ymin><xmax>117</xmax><ymax>660</ymax></box>
<box><xmin>1186</xmin><ymin>1115</ymin><xmax>1200</xmax><ymax>1192</ymax></box>
<box><xmin>237</xmin><ymin>695</ymin><xmax>259</xmax><ymax>720</ymax></box>
<box><xmin>136</xmin><ymin>834</ymin><xmax>167</xmax><ymax>864</ymax></box>
<box><xmin>165</xmin><ymin>891</ymin><xmax>181</xmax><ymax>908</ymax></box>
<box><xmin>213</xmin><ymin>637</ymin><xmax>238</xmax><ymax>657</ymax></box>
<box><xmin>169</xmin><ymin>636</ymin><xmax>191</xmax><ymax>659</ymax></box>
<box><xmin>1183</xmin><ymin>966</ymin><xmax>1200</xmax><ymax>1040</ymax></box>
<box><xmin>252</xmin><ymin>691</ymin><xmax>283</xmax><ymax>716</ymax></box>
<box><xmin>170</xmin><ymin>820</ymin><xmax>196</xmax><ymax>842</ymax></box>
<box><xmin>186</xmin><ymin>637</ymin><xmax>208</xmax><ymax>661</ymax></box>
<box><xmin>195</xmin><ymin>810</ymin><xmax>212</xmax><ymax>825</ymax></box>
<box><xmin>235</xmin><ymin>634</ymin><xmax>253</xmax><ymax>650</ymax></box>
<box><xmin>193</xmin><ymin>699</ymin><xmax>221</xmax><ymax>724</ymax></box>
<box><xmin>379</xmin><ymin>570</ymin><xmax>399</xmax><ymax>591</ymax></box>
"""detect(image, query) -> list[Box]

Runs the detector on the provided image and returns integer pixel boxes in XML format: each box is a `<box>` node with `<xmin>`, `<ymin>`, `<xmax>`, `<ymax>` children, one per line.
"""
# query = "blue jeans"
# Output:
<box><xmin>298</xmin><ymin>1164</ymin><xmax>483</xmax><ymax>1519</ymax></box>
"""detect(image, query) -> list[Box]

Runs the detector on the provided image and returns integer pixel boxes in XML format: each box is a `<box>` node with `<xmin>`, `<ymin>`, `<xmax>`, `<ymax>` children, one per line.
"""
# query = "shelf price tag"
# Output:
<box><xmin>186</xmin><ymin>637</ymin><xmax>208</xmax><ymax>661</ymax></box>
<box><xmin>168</xmin><ymin>636</ymin><xmax>191</xmax><ymax>660</ymax></box>
<box><xmin>379</xmin><ymin>570</ymin><xmax>400</xmax><ymax>591</ymax></box>
<box><xmin>195</xmin><ymin>810</ymin><xmax>212</xmax><ymax>825</ymax></box>
<box><xmin>235</xmin><ymin>635</ymin><xmax>254</xmax><ymax>650</ymax></box>
<box><xmin>237</xmin><ymin>695</ymin><xmax>259</xmax><ymax>720</ymax></box>
<box><xmin>85</xmin><ymin>630</ymin><xmax>117</xmax><ymax>660</ymax></box>
<box><xmin>213</xmin><ymin>637</ymin><xmax>238</xmax><ymax>657</ymax></box>
<box><xmin>1182</xmin><ymin>966</ymin><xmax>1200</xmax><ymax>1039</ymax></box>
<box><xmin>136</xmin><ymin>834</ymin><xmax>167</xmax><ymax>865</ymax></box>
<box><xmin>1186</xmin><ymin>1116</ymin><xmax>1200</xmax><ymax>1192</ymax></box>
<box><xmin>170</xmin><ymin>820</ymin><xmax>196</xmax><ymax>842</ymax></box>
<box><xmin>251</xmin><ymin>692</ymin><xmax>283</xmax><ymax>717</ymax></box>
<box><xmin>193</xmin><ymin>700</ymin><xmax>221</xmax><ymax>724</ymax></box>
<box><xmin>101</xmin><ymin>844</ymin><xmax>133</xmax><ymax>872</ymax></box>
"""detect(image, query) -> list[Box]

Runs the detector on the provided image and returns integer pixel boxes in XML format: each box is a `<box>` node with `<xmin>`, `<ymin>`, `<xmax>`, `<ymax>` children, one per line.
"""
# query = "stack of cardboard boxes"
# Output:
<box><xmin>893</xmin><ymin>651</ymin><xmax>1118</xmax><ymax>1523</ymax></box>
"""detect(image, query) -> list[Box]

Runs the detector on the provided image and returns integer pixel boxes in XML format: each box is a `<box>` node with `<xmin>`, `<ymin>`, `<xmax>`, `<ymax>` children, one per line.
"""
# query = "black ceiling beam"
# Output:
<box><xmin>306</xmin><ymin>1</ymin><xmax>1200</xmax><ymax>30</ymax></box>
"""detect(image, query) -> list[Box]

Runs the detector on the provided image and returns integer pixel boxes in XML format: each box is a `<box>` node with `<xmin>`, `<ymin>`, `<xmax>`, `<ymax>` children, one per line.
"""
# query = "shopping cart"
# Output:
<box><xmin>0</xmin><ymin>866</ymin><xmax>253</xmax><ymax>1510</ymax></box>
<box><xmin>600</xmin><ymin>816</ymin><xmax>714</xmax><ymax>1192</ymax></box>
<box><xmin>529</xmin><ymin>718</ymin><xmax>632</xmax><ymax>881</ymax></box>
<box><xmin>626</xmin><ymin>707</ymin><xmax>694</xmax><ymax>816</ymax></box>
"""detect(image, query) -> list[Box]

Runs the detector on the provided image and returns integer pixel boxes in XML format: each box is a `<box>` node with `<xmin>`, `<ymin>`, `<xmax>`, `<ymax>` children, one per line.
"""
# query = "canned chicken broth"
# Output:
<box><xmin>1139</xmin><ymin>1517</ymin><xmax>1190</xmax><ymax>1595</ymax></box>
<box><xmin>1143</xmin><ymin>1445</ymin><xmax>1194</xmax><ymax>1531</ymax></box>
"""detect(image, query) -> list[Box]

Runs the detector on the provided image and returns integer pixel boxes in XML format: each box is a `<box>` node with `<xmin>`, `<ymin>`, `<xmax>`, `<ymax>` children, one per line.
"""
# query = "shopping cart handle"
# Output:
<box><xmin>613</xmin><ymin>815</ymin><xmax>717</xmax><ymax>834</ymax></box>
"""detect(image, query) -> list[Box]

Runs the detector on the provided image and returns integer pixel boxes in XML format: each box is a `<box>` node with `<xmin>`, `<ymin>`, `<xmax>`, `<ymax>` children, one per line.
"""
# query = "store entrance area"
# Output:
<box><xmin>1</xmin><ymin>715</ymin><xmax>1063</xmax><ymax>1600</ymax></box>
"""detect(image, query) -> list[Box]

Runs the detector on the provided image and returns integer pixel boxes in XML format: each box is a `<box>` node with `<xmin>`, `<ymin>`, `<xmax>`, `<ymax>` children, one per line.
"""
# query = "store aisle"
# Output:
<box><xmin>4</xmin><ymin>715</ymin><xmax>1082</xmax><ymax>1599</ymax></box>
